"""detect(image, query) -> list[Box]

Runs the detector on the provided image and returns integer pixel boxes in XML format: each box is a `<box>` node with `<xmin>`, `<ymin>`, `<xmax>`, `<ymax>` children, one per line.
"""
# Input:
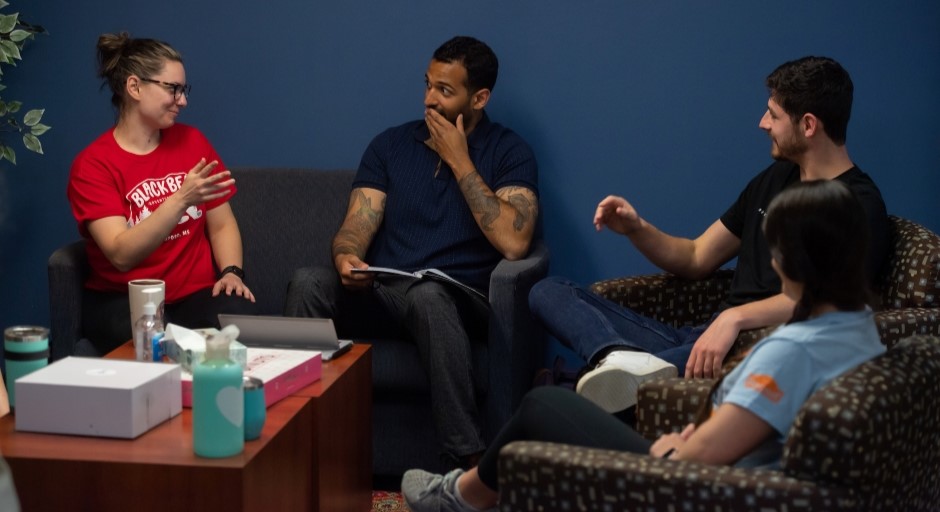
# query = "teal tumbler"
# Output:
<box><xmin>243</xmin><ymin>376</ymin><xmax>266</xmax><ymax>441</ymax></box>
<box><xmin>4</xmin><ymin>326</ymin><xmax>50</xmax><ymax>408</ymax></box>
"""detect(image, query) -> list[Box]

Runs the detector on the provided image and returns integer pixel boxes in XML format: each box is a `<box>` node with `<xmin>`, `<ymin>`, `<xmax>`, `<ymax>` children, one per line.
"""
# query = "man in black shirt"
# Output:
<box><xmin>528</xmin><ymin>56</ymin><xmax>888</xmax><ymax>413</ymax></box>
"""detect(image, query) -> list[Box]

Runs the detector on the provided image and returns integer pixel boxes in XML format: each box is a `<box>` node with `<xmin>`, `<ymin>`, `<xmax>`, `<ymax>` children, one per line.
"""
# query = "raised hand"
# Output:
<box><xmin>177</xmin><ymin>158</ymin><xmax>234</xmax><ymax>207</ymax></box>
<box><xmin>594</xmin><ymin>195</ymin><xmax>642</xmax><ymax>235</ymax></box>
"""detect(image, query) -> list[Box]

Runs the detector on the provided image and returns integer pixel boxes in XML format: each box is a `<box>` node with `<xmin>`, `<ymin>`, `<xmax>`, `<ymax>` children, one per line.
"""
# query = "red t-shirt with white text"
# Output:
<box><xmin>68</xmin><ymin>123</ymin><xmax>235</xmax><ymax>302</ymax></box>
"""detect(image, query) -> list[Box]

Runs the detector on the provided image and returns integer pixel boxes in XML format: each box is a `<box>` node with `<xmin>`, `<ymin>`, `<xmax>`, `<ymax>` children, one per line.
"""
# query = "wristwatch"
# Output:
<box><xmin>218</xmin><ymin>265</ymin><xmax>245</xmax><ymax>281</ymax></box>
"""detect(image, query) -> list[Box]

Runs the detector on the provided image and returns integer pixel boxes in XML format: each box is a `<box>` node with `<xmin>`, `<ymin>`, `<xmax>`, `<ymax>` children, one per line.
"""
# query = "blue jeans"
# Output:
<box><xmin>528</xmin><ymin>276</ymin><xmax>711</xmax><ymax>375</ymax></box>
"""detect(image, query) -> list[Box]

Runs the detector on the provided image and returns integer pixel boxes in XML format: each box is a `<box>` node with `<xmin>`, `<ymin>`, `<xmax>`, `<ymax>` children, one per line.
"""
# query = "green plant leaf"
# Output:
<box><xmin>0</xmin><ymin>83</ymin><xmax>6</xmax><ymax>91</ymax></box>
<box><xmin>2</xmin><ymin>144</ymin><xmax>16</xmax><ymax>164</ymax></box>
<box><xmin>0</xmin><ymin>40</ymin><xmax>21</xmax><ymax>60</ymax></box>
<box><xmin>22</xmin><ymin>132</ymin><xmax>42</xmax><ymax>154</ymax></box>
<box><xmin>7</xmin><ymin>100</ymin><xmax>20</xmax><ymax>113</ymax></box>
<box><xmin>0</xmin><ymin>14</ymin><xmax>18</xmax><ymax>35</ymax></box>
<box><xmin>30</xmin><ymin>123</ymin><xmax>49</xmax><ymax>135</ymax></box>
<box><xmin>23</xmin><ymin>108</ymin><xmax>42</xmax><ymax>126</ymax></box>
<box><xmin>9</xmin><ymin>29</ymin><xmax>31</xmax><ymax>42</ymax></box>
<box><xmin>0</xmin><ymin>2</ymin><xmax>9</xmax><ymax>11</ymax></box>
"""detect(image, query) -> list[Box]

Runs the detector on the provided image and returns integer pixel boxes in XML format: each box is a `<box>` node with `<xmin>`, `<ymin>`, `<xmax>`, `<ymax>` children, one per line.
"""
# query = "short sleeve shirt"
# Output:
<box><xmin>68</xmin><ymin>123</ymin><xmax>234</xmax><ymax>302</ymax></box>
<box><xmin>353</xmin><ymin>112</ymin><xmax>538</xmax><ymax>292</ymax></box>
<box><xmin>714</xmin><ymin>309</ymin><xmax>885</xmax><ymax>467</ymax></box>
<box><xmin>719</xmin><ymin>162</ymin><xmax>888</xmax><ymax>308</ymax></box>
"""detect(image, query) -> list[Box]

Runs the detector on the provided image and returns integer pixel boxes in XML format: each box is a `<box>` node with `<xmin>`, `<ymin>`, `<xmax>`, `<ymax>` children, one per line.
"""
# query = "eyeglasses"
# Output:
<box><xmin>139</xmin><ymin>77</ymin><xmax>191</xmax><ymax>100</ymax></box>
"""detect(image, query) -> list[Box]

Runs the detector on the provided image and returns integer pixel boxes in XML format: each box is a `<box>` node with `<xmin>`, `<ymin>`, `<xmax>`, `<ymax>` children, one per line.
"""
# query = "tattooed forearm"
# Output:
<box><xmin>331</xmin><ymin>190</ymin><xmax>384</xmax><ymax>259</ymax></box>
<box><xmin>332</xmin><ymin>229</ymin><xmax>365</xmax><ymax>258</ymax></box>
<box><xmin>459</xmin><ymin>171</ymin><xmax>501</xmax><ymax>231</ymax></box>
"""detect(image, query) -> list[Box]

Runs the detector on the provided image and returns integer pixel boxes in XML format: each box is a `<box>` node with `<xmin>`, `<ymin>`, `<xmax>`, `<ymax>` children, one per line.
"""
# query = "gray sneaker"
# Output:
<box><xmin>576</xmin><ymin>350</ymin><xmax>677</xmax><ymax>413</ymax></box>
<box><xmin>401</xmin><ymin>468</ymin><xmax>495</xmax><ymax>512</ymax></box>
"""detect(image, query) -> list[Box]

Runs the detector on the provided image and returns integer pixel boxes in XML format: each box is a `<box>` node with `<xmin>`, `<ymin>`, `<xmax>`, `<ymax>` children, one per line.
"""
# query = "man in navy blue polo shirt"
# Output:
<box><xmin>285</xmin><ymin>36</ymin><xmax>539</xmax><ymax>468</ymax></box>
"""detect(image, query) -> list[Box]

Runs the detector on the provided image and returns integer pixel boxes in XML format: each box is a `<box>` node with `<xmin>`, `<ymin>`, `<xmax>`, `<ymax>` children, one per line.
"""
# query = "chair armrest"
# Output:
<box><xmin>484</xmin><ymin>240</ymin><xmax>550</xmax><ymax>440</ymax></box>
<box><xmin>498</xmin><ymin>441</ymin><xmax>854</xmax><ymax>511</ymax></box>
<box><xmin>874</xmin><ymin>308</ymin><xmax>940</xmax><ymax>349</ymax></box>
<box><xmin>47</xmin><ymin>241</ymin><xmax>88</xmax><ymax>361</ymax></box>
<box><xmin>782</xmin><ymin>335</ymin><xmax>940</xmax><ymax>508</ymax></box>
<box><xmin>590</xmin><ymin>269</ymin><xmax>735</xmax><ymax>327</ymax></box>
<box><xmin>635</xmin><ymin>377</ymin><xmax>713</xmax><ymax>439</ymax></box>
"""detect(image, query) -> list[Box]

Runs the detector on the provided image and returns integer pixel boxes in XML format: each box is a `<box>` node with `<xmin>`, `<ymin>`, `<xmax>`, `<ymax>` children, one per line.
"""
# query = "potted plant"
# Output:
<box><xmin>0</xmin><ymin>0</ymin><xmax>48</xmax><ymax>165</ymax></box>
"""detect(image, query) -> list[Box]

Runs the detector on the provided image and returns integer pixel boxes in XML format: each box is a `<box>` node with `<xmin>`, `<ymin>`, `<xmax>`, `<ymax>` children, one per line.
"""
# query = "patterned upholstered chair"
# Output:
<box><xmin>498</xmin><ymin>335</ymin><xmax>940</xmax><ymax>511</ymax></box>
<box><xmin>592</xmin><ymin>215</ymin><xmax>940</xmax><ymax>439</ymax></box>
<box><xmin>588</xmin><ymin>215</ymin><xmax>940</xmax><ymax>353</ymax></box>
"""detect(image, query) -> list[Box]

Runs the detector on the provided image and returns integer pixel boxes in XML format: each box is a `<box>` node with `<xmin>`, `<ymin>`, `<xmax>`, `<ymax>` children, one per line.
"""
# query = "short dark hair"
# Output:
<box><xmin>763</xmin><ymin>179</ymin><xmax>870</xmax><ymax>322</ymax></box>
<box><xmin>432</xmin><ymin>36</ymin><xmax>498</xmax><ymax>93</ymax></box>
<box><xmin>765</xmin><ymin>56</ymin><xmax>853</xmax><ymax>145</ymax></box>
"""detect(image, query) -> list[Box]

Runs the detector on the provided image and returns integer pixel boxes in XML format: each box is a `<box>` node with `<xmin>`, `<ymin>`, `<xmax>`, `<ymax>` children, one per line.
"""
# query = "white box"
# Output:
<box><xmin>15</xmin><ymin>357</ymin><xmax>182</xmax><ymax>439</ymax></box>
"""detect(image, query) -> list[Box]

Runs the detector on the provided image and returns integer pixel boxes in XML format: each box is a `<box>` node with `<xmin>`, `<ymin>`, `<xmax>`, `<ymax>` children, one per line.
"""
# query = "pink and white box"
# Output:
<box><xmin>181</xmin><ymin>347</ymin><xmax>322</xmax><ymax>408</ymax></box>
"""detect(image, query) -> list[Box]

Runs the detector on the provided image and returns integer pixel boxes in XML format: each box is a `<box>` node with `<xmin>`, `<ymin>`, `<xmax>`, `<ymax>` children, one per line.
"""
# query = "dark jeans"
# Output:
<box><xmin>283</xmin><ymin>266</ymin><xmax>490</xmax><ymax>460</ymax></box>
<box><xmin>476</xmin><ymin>386</ymin><xmax>652</xmax><ymax>489</ymax></box>
<box><xmin>83</xmin><ymin>286</ymin><xmax>258</xmax><ymax>355</ymax></box>
<box><xmin>528</xmin><ymin>276</ymin><xmax>711</xmax><ymax>374</ymax></box>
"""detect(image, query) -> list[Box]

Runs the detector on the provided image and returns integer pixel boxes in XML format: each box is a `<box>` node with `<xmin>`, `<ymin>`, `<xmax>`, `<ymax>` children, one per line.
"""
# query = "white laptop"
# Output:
<box><xmin>217</xmin><ymin>314</ymin><xmax>353</xmax><ymax>361</ymax></box>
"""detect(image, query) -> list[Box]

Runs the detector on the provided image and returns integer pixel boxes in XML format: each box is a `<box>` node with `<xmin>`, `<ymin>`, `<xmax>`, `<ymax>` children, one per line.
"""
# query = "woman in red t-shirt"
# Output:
<box><xmin>68</xmin><ymin>32</ymin><xmax>256</xmax><ymax>354</ymax></box>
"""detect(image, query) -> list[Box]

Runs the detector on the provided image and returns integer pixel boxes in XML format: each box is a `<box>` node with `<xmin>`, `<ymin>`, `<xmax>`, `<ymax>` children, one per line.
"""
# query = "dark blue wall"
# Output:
<box><xmin>1</xmin><ymin>1</ymin><xmax>938</xmax><ymax>333</ymax></box>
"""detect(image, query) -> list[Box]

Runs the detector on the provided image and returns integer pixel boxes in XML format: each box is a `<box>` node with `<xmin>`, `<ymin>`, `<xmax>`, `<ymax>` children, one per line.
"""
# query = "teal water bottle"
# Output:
<box><xmin>4</xmin><ymin>326</ymin><xmax>49</xmax><ymax>408</ymax></box>
<box><xmin>243</xmin><ymin>376</ymin><xmax>266</xmax><ymax>441</ymax></box>
<box><xmin>193</xmin><ymin>325</ymin><xmax>244</xmax><ymax>458</ymax></box>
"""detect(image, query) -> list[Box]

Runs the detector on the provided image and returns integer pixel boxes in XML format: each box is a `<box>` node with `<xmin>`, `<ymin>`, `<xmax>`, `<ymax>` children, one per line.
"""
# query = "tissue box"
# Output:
<box><xmin>163</xmin><ymin>325</ymin><xmax>248</xmax><ymax>372</ymax></box>
<box><xmin>15</xmin><ymin>357</ymin><xmax>182</xmax><ymax>439</ymax></box>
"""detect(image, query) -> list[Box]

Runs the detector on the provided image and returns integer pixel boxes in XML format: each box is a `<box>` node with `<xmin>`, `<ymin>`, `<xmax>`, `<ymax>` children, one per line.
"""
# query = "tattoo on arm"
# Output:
<box><xmin>508</xmin><ymin>190</ymin><xmax>537</xmax><ymax>231</ymax></box>
<box><xmin>332</xmin><ymin>190</ymin><xmax>384</xmax><ymax>258</ymax></box>
<box><xmin>459</xmin><ymin>172</ymin><xmax>501</xmax><ymax>231</ymax></box>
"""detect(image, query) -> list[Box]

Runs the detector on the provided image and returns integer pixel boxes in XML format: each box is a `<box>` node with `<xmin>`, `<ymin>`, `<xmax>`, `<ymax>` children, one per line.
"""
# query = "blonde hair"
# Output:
<box><xmin>96</xmin><ymin>32</ymin><xmax>182</xmax><ymax>112</ymax></box>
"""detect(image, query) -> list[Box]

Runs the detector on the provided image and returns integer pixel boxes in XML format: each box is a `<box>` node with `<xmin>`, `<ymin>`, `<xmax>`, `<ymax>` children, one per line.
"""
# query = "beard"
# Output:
<box><xmin>770</xmin><ymin>131</ymin><xmax>809</xmax><ymax>161</ymax></box>
<box><xmin>431</xmin><ymin>104</ymin><xmax>473</xmax><ymax>127</ymax></box>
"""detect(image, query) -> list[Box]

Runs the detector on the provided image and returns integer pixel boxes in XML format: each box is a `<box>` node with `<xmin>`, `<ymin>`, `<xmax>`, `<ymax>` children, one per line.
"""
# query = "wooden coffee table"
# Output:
<box><xmin>0</xmin><ymin>343</ymin><xmax>372</xmax><ymax>512</ymax></box>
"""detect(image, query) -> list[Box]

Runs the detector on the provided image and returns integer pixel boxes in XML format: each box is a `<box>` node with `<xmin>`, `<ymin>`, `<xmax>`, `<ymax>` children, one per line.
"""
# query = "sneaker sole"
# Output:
<box><xmin>576</xmin><ymin>364</ymin><xmax>677</xmax><ymax>413</ymax></box>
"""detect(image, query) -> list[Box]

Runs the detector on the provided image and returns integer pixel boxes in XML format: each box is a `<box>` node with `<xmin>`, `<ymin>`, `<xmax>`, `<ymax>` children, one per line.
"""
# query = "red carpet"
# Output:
<box><xmin>372</xmin><ymin>490</ymin><xmax>407</xmax><ymax>511</ymax></box>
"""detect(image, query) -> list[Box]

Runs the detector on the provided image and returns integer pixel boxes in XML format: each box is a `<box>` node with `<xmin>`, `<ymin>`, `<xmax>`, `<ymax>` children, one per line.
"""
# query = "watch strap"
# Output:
<box><xmin>218</xmin><ymin>265</ymin><xmax>245</xmax><ymax>281</ymax></box>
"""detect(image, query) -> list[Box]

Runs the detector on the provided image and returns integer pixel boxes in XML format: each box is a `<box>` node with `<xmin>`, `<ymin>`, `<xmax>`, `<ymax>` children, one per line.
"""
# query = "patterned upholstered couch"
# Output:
<box><xmin>498</xmin><ymin>334</ymin><xmax>940</xmax><ymax>511</ymax></box>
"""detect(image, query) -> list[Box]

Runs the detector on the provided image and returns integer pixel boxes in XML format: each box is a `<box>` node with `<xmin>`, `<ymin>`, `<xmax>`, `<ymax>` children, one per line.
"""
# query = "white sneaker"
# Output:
<box><xmin>576</xmin><ymin>350</ymin><xmax>677</xmax><ymax>413</ymax></box>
